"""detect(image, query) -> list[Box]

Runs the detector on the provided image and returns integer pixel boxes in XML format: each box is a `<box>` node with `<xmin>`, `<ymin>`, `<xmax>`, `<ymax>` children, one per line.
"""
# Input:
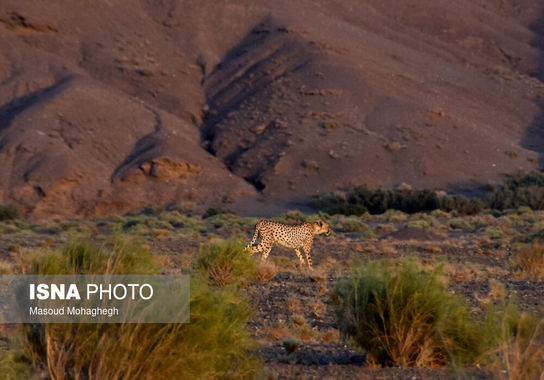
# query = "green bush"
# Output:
<box><xmin>330</xmin><ymin>259</ymin><xmax>488</xmax><ymax>367</ymax></box>
<box><xmin>28</xmin><ymin>238</ymin><xmax>158</xmax><ymax>275</ymax></box>
<box><xmin>333</xmin><ymin>215</ymin><xmax>373</xmax><ymax>235</ymax></box>
<box><xmin>273</xmin><ymin>210</ymin><xmax>313</xmax><ymax>224</ymax></box>
<box><xmin>202</xmin><ymin>207</ymin><xmax>233</xmax><ymax>219</ymax></box>
<box><xmin>309</xmin><ymin>187</ymin><xmax>481</xmax><ymax>216</ymax></box>
<box><xmin>447</xmin><ymin>218</ymin><xmax>473</xmax><ymax>230</ymax></box>
<box><xmin>310</xmin><ymin>172</ymin><xmax>544</xmax><ymax>216</ymax></box>
<box><xmin>484</xmin><ymin>226</ymin><xmax>504</xmax><ymax>239</ymax></box>
<box><xmin>0</xmin><ymin>338</ymin><xmax>31</xmax><ymax>380</ymax></box>
<box><xmin>439</xmin><ymin>195</ymin><xmax>483</xmax><ymax>215</ymax></box>
<box><xmin>407</xmin><ymin>219</ymin><xmax>431</xmax><ymax>229</ymax></box>
<box><xmin>19</xmin><ymin>238</ymin><xmax>261</xmax><ymax>379</ymax></box>
<box><xmin>0</xmin><ymin>204</ymin><xmax>19</xmax><ymax>221</ymax></box>
<box><xmin>487</xmin><ymin>172</ymin><xmax>544</xmax><ymax>211</ymax></box>
<box><xmin>308</xmin><ymin>191</ymin><xmax>367</xmax><ymax>216</ymax></box>
<box><xmin>196</xmin><ymin>238</ymin><xmax>257</xmax><ymax>287</ymax></box>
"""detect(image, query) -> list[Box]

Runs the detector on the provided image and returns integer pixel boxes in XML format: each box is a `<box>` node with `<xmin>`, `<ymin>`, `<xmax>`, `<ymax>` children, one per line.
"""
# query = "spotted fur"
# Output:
<box><xmin>247</xmin><ymin>219</ymin><xmax>330</xmax><ymax>270</ymax></box>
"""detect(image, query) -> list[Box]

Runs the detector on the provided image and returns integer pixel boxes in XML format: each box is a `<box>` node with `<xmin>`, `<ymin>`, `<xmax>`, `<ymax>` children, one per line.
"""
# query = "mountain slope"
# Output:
<box><xmin>0</xmin><ymin>0</ymin><xmax>543</xmax><ymax>219</ymax></box>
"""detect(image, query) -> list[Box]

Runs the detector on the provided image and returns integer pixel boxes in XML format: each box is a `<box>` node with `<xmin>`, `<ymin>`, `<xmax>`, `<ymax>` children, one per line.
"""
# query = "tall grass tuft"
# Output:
<box><xmin>483</xmin><ymin>299</ymin><xmax>544</xmax><ymax>380</ymax></box>
<box><xmin>196</xmin><ymin>238</ymin><xmax>257</xmax><ymax>287</ymax></box>
<box><xmin>512</xmin><ymin>242</ymin><xmax>544</xmax><ymax>279</ymax></box>
<box><xmin>19</xmin><ymin>238</ymin><xmax>261</xmax><ymax>379</ymax></box>
<box><xmin>330</xmin><ymin>258</ymin><xmax>487</xmax><ymax>367</ymax></box>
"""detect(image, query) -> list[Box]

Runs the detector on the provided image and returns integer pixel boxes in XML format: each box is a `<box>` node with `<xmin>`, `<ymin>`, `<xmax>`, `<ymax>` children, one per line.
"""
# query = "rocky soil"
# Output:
<box><xmin>1</xmin><ymin>209</ymin><xmax>542</xmax><ymax>378</ymax></box>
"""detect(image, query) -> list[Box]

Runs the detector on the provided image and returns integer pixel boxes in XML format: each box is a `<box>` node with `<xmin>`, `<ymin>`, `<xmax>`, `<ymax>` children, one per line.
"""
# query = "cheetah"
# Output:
<box><xmin>246</xmin><ymin>219</ymin><xmax>330</xmax><ymax>270</ymax></box>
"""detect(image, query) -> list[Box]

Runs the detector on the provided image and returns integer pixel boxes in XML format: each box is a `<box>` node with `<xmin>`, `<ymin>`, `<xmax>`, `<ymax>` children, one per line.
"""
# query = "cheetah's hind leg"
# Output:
<box><xmin>294</xmin><ymin>248</ymin><xmax>305</xmax><ymax>269</ymax></box>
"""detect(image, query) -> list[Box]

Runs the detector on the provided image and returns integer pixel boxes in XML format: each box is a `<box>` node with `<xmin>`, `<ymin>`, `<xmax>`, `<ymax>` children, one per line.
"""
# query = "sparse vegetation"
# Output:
<box><xmin>332</xmin><ymin>215</ymin><xmax>373</xmax><ymax>235</ymax></box>
<box><xmin>330</xmin><ymin>259</ymin><xmax>489</xmax><ymax>367</ymax></box>
<box><xmin>302</xmin><ymin>159</ymin><xmax>320</xmax><ymax>170</ymax></box>
<box><xmin>282</xmin><ymin>338</ymin><xmax>302</xmax><ymax>354</ymax></box>
<box><xmin>484</xmin><ymin>226</ymin><xmax>504</xmax><ymax>238</ymax></box>
<box><xmin>513</xmin><ymin>242</ymin><xmax>544</xmax><ymax>280</ymax></box>
<box><xmin>196</xmin><ymin>238</ymin><xmax>257</xmax><ymax>287</ymax></box>
<box><xmin>448</xmin><ymin>218</ymin><xmax>474</xmax><ymax>230</ymax></box>
<box><xmin>0</xmin><ymin>336</ymin><xmax>31</xmax><ymax>380</ymax></box>
<box><xmin>0</xmin><ymin>204</ymin><xmax>19</xmax><ymax>221</ymax></box>
<box><xmin>311</xmin><ymin>172</ymin><xmax>544</xmax><ymax>216</ymax></box>
<box><xmin>504</xmin><ymin>150</ymin><xmax>519</xmax><ymax>159</ymax></box>
<box><xmin>1</xmin><ymin>204</ymin><xmax>544</xmax><ymax>378</ymax></box>
<box><xmin>274</xmin><ymin>210</ymin><xmax>311</xmax><ymax>224</ymax></box>
<box><xmin>310</xmin><ymin>187</ymin><xmax>482</xmax><ymax>216</ymax></box>
<box><xmin>484</xmin><ymin>300</ymin><xmax>544</xmax><ymax>380</ymax></box>
<box><xmin>10</xmin><ymin>238</ymin><xmax>261</xmax><ymax>379</ymax></box>
<box><xmin>202</xmin><ymin>207</ymin><xmax>233</xmax><ymax>219</ymax></box>
<box><xmin>256</xmin><ymin>261</ymin><xmax>278</xmax><ymax>282</ymax></box>
<box><xmin>487</xmin><ymin>172</ymin><xmax>544</xmax><ymax>211</ymax></box>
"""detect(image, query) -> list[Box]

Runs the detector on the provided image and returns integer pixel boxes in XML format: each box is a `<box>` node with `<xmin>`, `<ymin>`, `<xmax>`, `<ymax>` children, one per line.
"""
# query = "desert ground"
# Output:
<box><xmin>1</xmin><ymin>207</ymin><xmax>543</xmax><ymax>378</ymax></box>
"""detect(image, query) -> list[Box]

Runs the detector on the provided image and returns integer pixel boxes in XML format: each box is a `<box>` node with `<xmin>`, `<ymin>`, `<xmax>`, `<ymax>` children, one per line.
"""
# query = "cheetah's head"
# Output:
<box><xmin>314</xmin><ymin>220</ymin><xmax>330</xmax><ymax>236</ymax></box>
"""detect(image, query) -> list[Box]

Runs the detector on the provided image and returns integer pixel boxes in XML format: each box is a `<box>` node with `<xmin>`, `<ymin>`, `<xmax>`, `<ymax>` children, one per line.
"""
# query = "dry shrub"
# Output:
<box><xmin>475</xmin><ymin>279</ymin><xmax>507</xmax><ymax>307</ymax></box>
<box><xmin>308</xmin><ymin>268</ymin><xmax>326</xmax><ymax>282</ymax></box>
<box><xmin>320</xmin><ymin>257</ymin><xmax>343</xmax><ymax>274</ymax></box>
<box><xmin>196</xmin><ymin>238</ymin><xmax>257</xmax><ymax>287</ymax></box>
<box><xmin>265</xmin><ymin>323</ymin><xmax>290</xmax><ymax>341</ymax></box>
<box><xmin>319</xmin><ymin>282</ymin><xmax>331</xmax><ymax>295</ymax></box>
<box><xmin>443</xmin><ymin>262</ymin><xmax>483</xmax><ymax>282</ymax></box>
<box><xmin>257</xmin><ymin>261</ymin><xmax>278</xmax><ymax>282</ymax></box>
<box><xmin>320</xmin><ymin>329</ymin><xmax>340</xmax><ymax>344</ymax></box>
<box><xmin>374</xmin><ymin>223</ymin><xmax>398</xmax><ymax>236</ymax></box>
<box><xmin>513</xmin><ymin>243</ymin><xmax>544</xmax><ymax>279</ymax></box>
<box><xmin>287</xmin><ymin>298</ymin><xmax>302</xmax><ymax>314</ymax></box>
<box><xmin>282</xmin><ymin>338</ymin><xmax>301</xmax><ymax>354</ymax></box>
<box><xmin>39</xmin><ymin>278</ymin><xmax>260</xmax><ymax>380</ymax></box>
<box><xmin>330</xmin><ymin>259</ymin><xmax>487</xmax><ymax>367</ymax></box>
<box><xmin>487</xmin><ymin>279</ymin><xmax>507</xmax><ymax>303</ymax></box>
<box><xmin>291</xmin><ymin>314</ymin><xmax>306</xmax><ymax>327</ymax></box>
<box><xmin>18</xmin><ymin>238</ymin><xmax>261</xmax><ymax>379</ymax></box>
<box><xmin>425</xmin><ymin>246</ymin><xmax>442</xmax><ymax>254</ymax></box>
<box><xmin>0</xmin><ymin>261</ymin><xmax>17</xmax><ymax>274</ymax></box>
<box><xmin>311</xmin><ymin>301</ymin><xmax>326</xmax><ymax>318</ymax></box>
<box><xmin>378</xmin><ymin>240</ymin><xmax>397</xmax><ymax>255</ymax></box>
<box><xmin>333</xmin><ymin>215</ymin><xmax>373</xmax><ymax>235</ymax></box>
<box><xmin>484</xmin><ymin>301</ymin><xmax>544</xmax><ymax>380</ymax></box>
<box><xmin>293</xmin><ymin>325</ymin><xmax>317</xmax><ymax>342</ymax></box>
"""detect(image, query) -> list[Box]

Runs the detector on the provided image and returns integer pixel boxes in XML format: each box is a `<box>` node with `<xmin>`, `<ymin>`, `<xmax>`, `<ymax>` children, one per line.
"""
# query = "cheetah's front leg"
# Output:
<box><xmin>249</xmin><ymin>244</ymin><xmax>262</xmax><ymax>256</ymax></box>
<box><xmin>246</xmin><ymin>228</ymin><xmax>260</xmax><ymax>250</ymax></box>
<box><xmin>303</xmin><ymin>246</ymin><xmax>313</xmax><ymax>270</ymax></box>
<box><xmin>260</xmin><ymin>244</ymin><xmax>273</xmax><ymax>261</ymax></box>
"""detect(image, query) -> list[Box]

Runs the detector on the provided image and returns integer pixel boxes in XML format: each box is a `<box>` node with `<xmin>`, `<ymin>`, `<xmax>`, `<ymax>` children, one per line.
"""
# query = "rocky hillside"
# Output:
<box><xmin>0</xmin><ymin>0</ymin><xmax>543</xmax><ymax>219</ymax></box>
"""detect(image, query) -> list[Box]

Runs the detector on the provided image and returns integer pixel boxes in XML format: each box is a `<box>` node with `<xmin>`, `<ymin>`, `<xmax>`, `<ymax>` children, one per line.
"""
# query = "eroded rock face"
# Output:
<box><xmin>0</xmin><ymin>32</ymin><xmax>256</xmax><ymax>219</ymax></box>
<box><xmin>0</xmin><ymin>0</ymin><xmax>543</xmax><ymax>219</ymax></box>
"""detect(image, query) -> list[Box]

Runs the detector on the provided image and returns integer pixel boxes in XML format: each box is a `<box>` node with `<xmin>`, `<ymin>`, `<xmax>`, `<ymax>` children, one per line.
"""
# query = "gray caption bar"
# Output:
<box><xmin>0</xmin><ymin>275</ymin><xmax>189</xmax><ymax>323</ymax></box>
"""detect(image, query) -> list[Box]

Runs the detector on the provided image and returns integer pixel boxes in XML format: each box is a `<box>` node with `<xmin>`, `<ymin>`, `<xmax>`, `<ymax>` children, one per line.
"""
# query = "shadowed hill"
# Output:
<box><xmin>0</xmin><ymin>0</ymin><xmax>543</xmax><ymax>219</ymax></box>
